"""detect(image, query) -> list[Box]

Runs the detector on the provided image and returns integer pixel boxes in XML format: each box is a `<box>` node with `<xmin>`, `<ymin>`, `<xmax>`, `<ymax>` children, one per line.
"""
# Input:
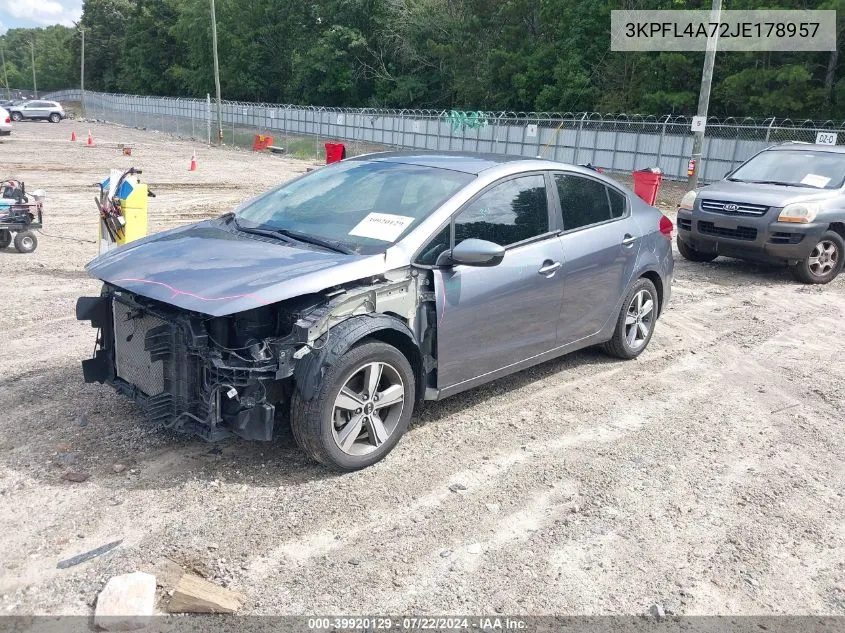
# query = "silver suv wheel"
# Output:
<box><xmin>808</xmin><ymin>239</ymin><xmax>839</xmax><ymax>278</ymax></box>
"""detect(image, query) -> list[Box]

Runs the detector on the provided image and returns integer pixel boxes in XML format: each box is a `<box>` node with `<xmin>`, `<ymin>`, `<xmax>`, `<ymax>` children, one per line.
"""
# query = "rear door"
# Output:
<box><xmin>553</xmin><ymin>172</ymin><xmax>641</xmax><ymax>345</ymax></box>
<box><xmin>427</xmin><ymin>173</ymin><xmax>566</xmax><ymax>390</ymax></box>
<box><xmin>24</xmin><ymin>102</ymin><xmax>45</xmax><ymax>119</ymax></box>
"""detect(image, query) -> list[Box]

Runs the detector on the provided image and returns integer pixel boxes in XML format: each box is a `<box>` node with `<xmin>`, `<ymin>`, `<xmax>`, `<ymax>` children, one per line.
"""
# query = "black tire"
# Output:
<box><xmin>791</xmin><ymin>230</ymin><xmax>844</xmax><ymax>284</ymax></box>
<box><xmin>677</xmin><ymin>235</ymin><xmax>717</xmax><ymax>262</ymax></box>
<box><xmin>13</xmin><ymin>230</ymin><xmax>37</xmax><ymax>254</ymax></box>
<box><xmin>0</xmin><ymin>229</ymin><xmax>10</xmax><ymax>249</ymax></box>
<box><xmin>290</xmin><ymin>340</ymin><xmax>415</xmax><ymax>471</ymax></box>
<box><xmin>49</xmin><ymin>113</ymin><xmax>61</xmax><ymax>123</ymax></box>
<box><xmin>10</xmin><ymin>111</ymin><xmax>22</xmax><ymax>122</ymax></box>
<box><xmin>601</xmin><ymin>277</ymin><xmax>659</xmax><ymax>360</ymax></box>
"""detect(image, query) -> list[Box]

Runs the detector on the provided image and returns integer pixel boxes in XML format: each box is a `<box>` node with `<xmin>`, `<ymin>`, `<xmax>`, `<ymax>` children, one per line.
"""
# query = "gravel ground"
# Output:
<box><xmin>0</xmin><ymin>120</ymin><xmax>843</xmax><ymax>617</ymax></box>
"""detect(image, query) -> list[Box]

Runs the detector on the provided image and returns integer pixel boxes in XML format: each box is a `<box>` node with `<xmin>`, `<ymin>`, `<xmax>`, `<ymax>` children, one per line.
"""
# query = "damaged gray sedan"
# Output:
<box><xmin>77</xmin><ymin>152</ymin><xmax>674</xmax><ymax>470</ymax></box>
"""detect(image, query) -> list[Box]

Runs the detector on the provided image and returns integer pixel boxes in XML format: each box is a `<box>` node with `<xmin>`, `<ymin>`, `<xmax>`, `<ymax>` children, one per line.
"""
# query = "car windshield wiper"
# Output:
<box><xmin>743</xmin><ymin>179</ymin><xmax>818</xmax><ymax>188</ymax></box>
<box><xmin>274</xmin><ymin>228</ymin><xmax>356</xmax><ymax>254</ymax></box>
<box><xmin>224</xmin><ymin>215</ymin><xmax>355</xmax><ymax>254</ymax></box>
<box><xmin>227</xmin><ymin>215</ymin><xmax>297</xmax><ymax>244</ymax></box>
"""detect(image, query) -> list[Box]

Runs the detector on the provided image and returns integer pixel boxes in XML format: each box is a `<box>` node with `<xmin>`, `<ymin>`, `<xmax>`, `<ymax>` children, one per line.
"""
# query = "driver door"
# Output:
<box><xmin>429</xmin><ymin>173</ymin><xmax>565</xmax><ymax>393</ymax></box>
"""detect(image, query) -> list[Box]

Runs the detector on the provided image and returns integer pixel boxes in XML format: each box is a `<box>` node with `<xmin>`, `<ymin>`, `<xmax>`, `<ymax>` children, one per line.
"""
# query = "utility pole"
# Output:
<box><xmin>30</xmin><ymin>38</ymin><xmax>37</xmax><ymax>98</ymax></box>
<box><xmin>0</xmin><ymin>47</ymin><xmax>9</xmax><ymax>100</ymax></box>
<box><xmin>209</xmin><ymin>0</ymin><xmax>223</xmax><ymax>144</ymax></box>
<box><xmin>688</xmin><ymin>0</ymin><xmax>722</xmax><ymax>189</ymax></box>
<box><xmin>80</xmin><ymin>27</ymin><xmax>86</xmax><ymax>117</ymax></box>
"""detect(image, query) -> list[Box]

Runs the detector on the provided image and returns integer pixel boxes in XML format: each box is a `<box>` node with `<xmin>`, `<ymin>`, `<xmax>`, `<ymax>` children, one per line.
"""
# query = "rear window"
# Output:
<box><xmin>730</xmin><ymin>149</ymin><xmax>845</xmax><ymax>189</ymax></box>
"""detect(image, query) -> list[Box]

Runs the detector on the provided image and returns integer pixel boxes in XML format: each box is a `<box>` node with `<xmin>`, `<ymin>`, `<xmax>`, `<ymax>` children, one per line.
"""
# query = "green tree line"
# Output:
<box><xmin>1</xmin><ymin>0</ymin><xmax>843</xmax><ymax>119</ymax></box>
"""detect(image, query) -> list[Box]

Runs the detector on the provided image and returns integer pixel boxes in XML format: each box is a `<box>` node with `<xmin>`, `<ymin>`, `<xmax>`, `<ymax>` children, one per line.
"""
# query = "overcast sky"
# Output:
<box><xmin>0</xmin><ymin>0</ymin><xmax>82</xmax><ymax>34</ymax></box>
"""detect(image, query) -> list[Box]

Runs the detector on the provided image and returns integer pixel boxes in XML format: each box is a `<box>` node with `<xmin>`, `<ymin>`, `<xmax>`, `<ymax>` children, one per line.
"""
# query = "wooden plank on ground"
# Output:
<box><xmin>167</xmin><ymin>572</ymin><xmax>245</xmax><ymax>613</ymax></box>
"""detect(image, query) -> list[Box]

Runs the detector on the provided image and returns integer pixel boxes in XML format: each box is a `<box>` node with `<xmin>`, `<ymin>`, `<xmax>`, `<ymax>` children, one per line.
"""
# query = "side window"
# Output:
<box><xmin>608</xmin><ymin>187</ymin><xmax>627</xmax><ymax>218</ymax></box>
<box><xmin>416</xmin><ymin>225</ymin><xmax>450</xmax><ymax>265</ymax></box>
<box><xmin>454</xmin><ymin>175</ymin><xmax>548</xmax><ymax>247</ymax></box>
<box><xmin>555</xmin><ymin>173</ymin><xmax>611</xmax><ymax>231</ymax></box>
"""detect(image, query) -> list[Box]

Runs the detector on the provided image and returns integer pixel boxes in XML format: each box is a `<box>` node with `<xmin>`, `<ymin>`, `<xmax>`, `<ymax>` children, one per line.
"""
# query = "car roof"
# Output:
<box><xmin>768</xmin><ymin>142</ymin><xmax>845</xmax><ymax>154</ymax></box>
<box><xmin>348</xmin><ymin>151</ymin><xmax>538</xmax><ymax>175</ymax></box>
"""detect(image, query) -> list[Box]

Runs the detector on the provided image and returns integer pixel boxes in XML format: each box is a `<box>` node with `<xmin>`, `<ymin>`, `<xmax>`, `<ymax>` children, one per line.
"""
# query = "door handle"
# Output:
<box><xmin>622</xmin><ymin>234</ymin><xmax>636</xmax><ymax>247</ymax></box>
<box><xmin>538</xmin><ymin>261</ymin><xmax>562</xmax><ymax>276</ymax></box>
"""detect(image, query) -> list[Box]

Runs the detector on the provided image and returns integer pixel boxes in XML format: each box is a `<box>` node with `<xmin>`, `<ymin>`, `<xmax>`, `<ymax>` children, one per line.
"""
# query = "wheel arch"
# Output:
<box><xmin>293</xmin><ymin>313</ymin><xmax>423</xmax><ymax>404</ymax></box>
<box><xmin>827</xmin><ymin>221</ymin><xmax>845</xmax><ymax>241</ymax></box>
<box><xmin>639</xmin><ymin>269</ymin><xmax>664</xmax><ymax>317</ymax></box>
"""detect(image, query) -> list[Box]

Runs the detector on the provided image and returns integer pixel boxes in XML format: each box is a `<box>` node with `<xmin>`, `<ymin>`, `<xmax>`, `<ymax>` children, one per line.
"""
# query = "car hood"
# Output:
<box><xmin>698</xmin><ymin>180</ymin><xmax>841</xmax><ymax>208</ymax></box>
<box><xmin>86</xmin><ymin>220</ymin><xmax>390</xmax><ymax>316</ymax></box>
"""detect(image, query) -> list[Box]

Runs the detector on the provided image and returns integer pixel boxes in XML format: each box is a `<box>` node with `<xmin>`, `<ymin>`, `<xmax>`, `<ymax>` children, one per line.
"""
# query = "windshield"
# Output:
<box><xmin>729</xmin><ymin>149</ymin><xmax>845</xmax><ymax>189</ymax></box>
<box><xmin>235</xmin><ymin>160</ymin><xmax>474</xmax><ymax>255</ymax></box>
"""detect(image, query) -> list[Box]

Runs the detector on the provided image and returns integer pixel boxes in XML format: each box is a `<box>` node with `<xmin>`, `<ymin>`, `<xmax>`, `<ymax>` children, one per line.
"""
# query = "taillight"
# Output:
<box><xmin>659</xmin><ymin>215</ymin><xmax>673</xmax><ymax>240</ymax></box>
<box><xmin>4</xmin><ymin>117</ymin><xmax>9</xmax><ymax>124</ymax></box>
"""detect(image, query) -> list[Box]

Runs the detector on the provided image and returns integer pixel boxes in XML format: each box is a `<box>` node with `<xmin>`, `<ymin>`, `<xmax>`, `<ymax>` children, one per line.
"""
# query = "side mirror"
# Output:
<box><xmin>436</xmin><ymin>238</ymin><xmax>505</xmax><ymax>267</ymax></box>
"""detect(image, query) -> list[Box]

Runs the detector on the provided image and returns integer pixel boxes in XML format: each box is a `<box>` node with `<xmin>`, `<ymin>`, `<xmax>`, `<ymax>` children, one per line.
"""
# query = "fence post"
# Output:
<box><xmin>206</xmin><ymin>94</ymin><xmax>211</xmax><ymax>145</ymax></box>
<box><xmin>764</xmin><ymin>117</ymin><xmax>776</xmax><ymax>143</ymax></box>
<box><xmin>729</xmin><ymin>124</ymin><xmax>741</xmax><ymax>173</ymax></box>
<box><xmin>573</xmin><ymin>112</ymin><xmax>587</xmax><ymax>164</ymax></box>
<box><xmin>655</xmin><ymin>115</ymin><xmax>670</xmax><ymax>167</ymax></box>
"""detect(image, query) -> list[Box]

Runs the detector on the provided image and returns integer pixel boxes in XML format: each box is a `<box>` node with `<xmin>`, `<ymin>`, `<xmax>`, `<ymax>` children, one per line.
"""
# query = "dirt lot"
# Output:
<box><xmin>0</xmin><ymin>120</ymin><xmax>843</xmax><ymax>617</ymax></box>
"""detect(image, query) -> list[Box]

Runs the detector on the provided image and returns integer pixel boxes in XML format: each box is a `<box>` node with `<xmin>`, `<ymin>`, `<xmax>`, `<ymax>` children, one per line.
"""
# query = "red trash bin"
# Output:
<box><xmin>325</xmin><ymin>142</ymin><xmax>346</xmax><ymax>164</ymax></box>
<box><xmin>252</xmin><ymin>134</ymin><xmax>273</xmax><ymax>151</ymax></box>
<box><xmin>632</xmin><ymin>169</ymin><xmax>662</xmax><ymax>206</ymax></box>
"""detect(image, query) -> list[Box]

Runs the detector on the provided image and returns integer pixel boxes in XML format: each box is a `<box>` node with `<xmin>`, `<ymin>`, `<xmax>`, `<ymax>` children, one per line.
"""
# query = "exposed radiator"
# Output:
<box><xmin>112</xmin><ymin>300</ymin><xmax>167</xmax><ymax>397</ymax></box>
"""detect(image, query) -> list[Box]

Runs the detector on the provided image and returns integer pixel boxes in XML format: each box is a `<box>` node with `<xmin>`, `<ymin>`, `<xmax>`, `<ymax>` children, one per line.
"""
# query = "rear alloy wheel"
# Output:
<box><xmin>0</xmin><ymin>229</ymin><xmax>11</xmax><ymax>249</ymax></box>
<box><xmin>676</xmin><ymin>236</ymin><xmax>717</xmax><ymax>262</ymax></box>
<box><xmin>792</xmin><ymin>230</ymin><xmax>844</xmax><ymax>284</ymax></box>
<box><xmin>290</xmin><ymin>340</ymin><xmax>415</xmax><ymax>470</ymax></box>
<box><xmin>49</xmin><ymin>113</ymin><xmax>61</xmax><ymax>123</ymax></box>
<box><xmin>10</xmin><ymin>111</ymin><xmax>22</xmax><ymax>122</ymax></box>
<box><xmin>13</xmin><ymin>230</ymin><xmax>37</xmax><ymax>253</ymax></box>
<box><xmin>601</xmin><ymin>277</ymin><xmax>659</xmax><ymax>360</ymax></box>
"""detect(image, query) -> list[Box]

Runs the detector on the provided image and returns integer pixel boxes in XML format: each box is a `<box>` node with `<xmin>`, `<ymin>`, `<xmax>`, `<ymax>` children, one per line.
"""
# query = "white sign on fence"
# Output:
<box><xmin>526</xmin><ymin>124</ymin><xmax>538</xmax><ymax>138</ymax></box>
<box><xmin>691</xmin><ymin>116</ymin><xmax>707</xmax><ymax>133</ymax></box>
<box><xmin>412</xmin><ymin>121</ymin><xmax>422</xmax><ymax>133</ymax></box>
<box><xmin>337</xmin><ymin>114</ymin><xmax>345</xmax><ymax>125</ymax></box>
<box><xmin>816</xmin><ymin>131</ymin><xmax>837</xmax><ymax>145</ymax></box>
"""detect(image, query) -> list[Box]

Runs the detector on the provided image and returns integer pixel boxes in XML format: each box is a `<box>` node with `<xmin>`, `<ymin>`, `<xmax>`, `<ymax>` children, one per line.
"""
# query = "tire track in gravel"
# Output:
<box><xmin>231</xmin><ymin>271</ymin><xmax>845</xmax><ymax>614</ymax></box>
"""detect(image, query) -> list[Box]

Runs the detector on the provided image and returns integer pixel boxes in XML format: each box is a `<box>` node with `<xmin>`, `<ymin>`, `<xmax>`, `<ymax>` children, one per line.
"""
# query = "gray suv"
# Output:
<box><xmin>677</xmin><ymin>142</ymin><xmax>845</xmax><ymax>284</ymax></box>
<box><xmin>8</xmin><ymin>100</ymin><xmax>65</xmax><ymax>123</ymax></box>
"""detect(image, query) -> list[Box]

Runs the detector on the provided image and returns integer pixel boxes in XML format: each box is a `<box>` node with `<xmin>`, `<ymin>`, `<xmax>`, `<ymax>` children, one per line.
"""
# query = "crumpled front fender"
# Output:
<box><xmin>293</xmin><ymin>314</ymin><xmax>420</xmax><ymax>401</ymax></box>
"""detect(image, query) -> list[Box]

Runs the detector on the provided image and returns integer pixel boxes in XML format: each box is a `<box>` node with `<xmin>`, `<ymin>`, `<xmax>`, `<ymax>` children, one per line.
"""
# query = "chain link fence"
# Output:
<box><xmin>44</xmin><ymin>89</ymin><xmax>845</xmax><ymax>184</ymax></box>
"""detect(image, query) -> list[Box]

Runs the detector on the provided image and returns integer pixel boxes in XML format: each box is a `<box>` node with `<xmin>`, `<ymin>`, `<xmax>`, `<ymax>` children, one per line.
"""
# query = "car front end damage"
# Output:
<box><xmin>76</xmin><ymin>268</ymin><xmax>435</xmax><ymax>442</ymax></box>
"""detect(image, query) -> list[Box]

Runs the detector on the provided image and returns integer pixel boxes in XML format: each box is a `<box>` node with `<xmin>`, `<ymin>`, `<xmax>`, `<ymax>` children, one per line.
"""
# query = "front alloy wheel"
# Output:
<box><xmin>332</xmin><ymin>361</ymin><xmax>405</xmax><ymax>456</ymax></box>
<box><xmin>290</xmin><ymin>340</ymin><xmax>415</xmax><ymax>470</ymax></box>
<box><xmin>792</xmin><ymin>230</ymin><xmax>844</xmax><ymax>284</ymax></box>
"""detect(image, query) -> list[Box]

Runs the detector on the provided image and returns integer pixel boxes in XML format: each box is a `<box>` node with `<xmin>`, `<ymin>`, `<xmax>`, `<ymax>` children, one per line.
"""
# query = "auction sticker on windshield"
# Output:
<box><xmin>801</xmin><ymin>174</ymin><xmax>831</xmax><ymax>188</ymax></box>
<box><xmin>349</xmin><ymin>212</ymin><xmax>416</xmax><ymax>241</ymax></box>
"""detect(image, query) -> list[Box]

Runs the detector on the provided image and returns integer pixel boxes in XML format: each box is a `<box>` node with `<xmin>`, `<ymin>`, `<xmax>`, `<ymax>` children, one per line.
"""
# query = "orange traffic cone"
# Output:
<box><xmin>87</xmin><ymin>131</ymin><xmax>94</xmax><ymax>146</ymax></box>
<box><xmin>189</xmin><ymin>152</ymin><xmax>198</xmax><ymax>171</ymax></box>
<box><xmin>70</xmin><ymin>130</ymin><xmax>77</xmax><ymax>141</ymax></box>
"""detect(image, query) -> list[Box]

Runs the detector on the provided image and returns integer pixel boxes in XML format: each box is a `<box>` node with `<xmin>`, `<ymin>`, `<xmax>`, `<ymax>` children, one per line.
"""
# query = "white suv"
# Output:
<box><xmin>8</xmin><ymin>100</ymin><xmax>65</xmax><ymax>123</ymax></box>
